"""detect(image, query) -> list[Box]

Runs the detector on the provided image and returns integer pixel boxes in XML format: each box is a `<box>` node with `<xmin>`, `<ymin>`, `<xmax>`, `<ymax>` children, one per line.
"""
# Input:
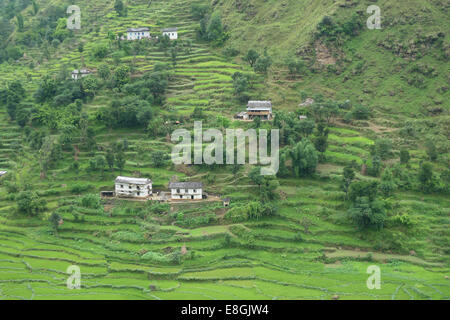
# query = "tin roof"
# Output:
<box><xmin>127</xmin><ymin>27</ymin><xmax>150</xmax><ymax>32</ymax></box>
<box><xmin>169</xmin><ymin>182</ymin><xmax>203</xmax><ymax>189</ymax></box>
<box><xmin>115</xmin><ymin>176</ymin><xmax>152</xmax><ymax>185</ymax></box>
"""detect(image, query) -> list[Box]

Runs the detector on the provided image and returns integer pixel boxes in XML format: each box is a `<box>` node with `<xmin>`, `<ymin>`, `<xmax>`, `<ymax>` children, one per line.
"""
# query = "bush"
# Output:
<box><xmin>79</xmin><ymin>194</ymin><xmax>101</xmax><ymax>209</ymax></box>
<box><xmin>16</xmin><ymin>191</ymin><xmax>47</xmax><ymax>215</ymax></box>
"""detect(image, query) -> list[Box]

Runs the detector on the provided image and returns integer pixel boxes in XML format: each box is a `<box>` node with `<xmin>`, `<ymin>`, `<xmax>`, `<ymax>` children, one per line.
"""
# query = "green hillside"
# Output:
<box><xmin>0</xmin><ymin>0</ymin><xmax>448</xmax><ymax>300</ymax></box>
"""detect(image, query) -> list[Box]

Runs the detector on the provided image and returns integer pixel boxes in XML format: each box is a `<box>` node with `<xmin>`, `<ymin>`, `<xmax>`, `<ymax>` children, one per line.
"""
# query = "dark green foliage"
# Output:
<box><xmin>97</xmin><ymin>96</ymin><xmax>154</xmax><ymax>128</ymax></box>
<box><xmin>348</xmin><ymin>197</ymin><xmax>386</xmax><ymax>231</ymax></box>
<box><xmin>243</xmin><ymin>49</ymin><xmax>259</xmax><ymax>67</ymax></box>
<box><xmin>16</xmin><ymin>191</ymin><xmax>47</xmax><ymax>215</ymax></box>
<box><xmin>348</xmin><ymin>181</ymin><xmax>378</xmax><ymax>202</ymax></box>
<box><xmin>400</xmin><ymin>149</ymin><xmax>410</xmax><ymax>165</ymax></box>
<box><xmin>418</xmin><ymin>162</ymin><xmax>435</xmax><ymax>193</ymax></box>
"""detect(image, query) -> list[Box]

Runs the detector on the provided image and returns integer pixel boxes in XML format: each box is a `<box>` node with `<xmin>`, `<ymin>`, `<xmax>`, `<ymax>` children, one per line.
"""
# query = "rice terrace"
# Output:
<box><xmin>0</xmin><ymin>0</ymin><xmax>449</xmax><ymax>302</ymax></box>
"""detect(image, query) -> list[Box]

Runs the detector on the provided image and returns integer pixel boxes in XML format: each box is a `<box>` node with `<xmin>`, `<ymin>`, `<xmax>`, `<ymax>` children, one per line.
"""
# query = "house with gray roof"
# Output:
<box><xmin>162</xmin><ymin>27</ymin><xmax>178</xmax><ymax>40</ymax></box>
<box><xmin>246</xmin><ymin>100</ymin><xmax>273</xmax><ymax>120</ymax></box>
<box><xmin>115</xmin><ymin>176</ymin><xmax>152</xmax><ymax>198</ymax></box>
<box><xmin>168</xmin><ymin>181</ymin><xmax>203</xmax><ymax>200</ymax></box>
<box><xmin>71</xmin><ymin>69</ymin><xmax>92</xmax><ymax>80</ymax></box>
<box><xmin>127</xmin><ymin>27</ymin><xmax>151</xmax><ymax>40</ymax></box>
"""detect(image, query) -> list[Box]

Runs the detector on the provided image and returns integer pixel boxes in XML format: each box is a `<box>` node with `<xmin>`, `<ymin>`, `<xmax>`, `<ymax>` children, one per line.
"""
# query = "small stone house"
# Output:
<box><xmin>71</xmin><ymin>69</ymin><xmax>92</xmax><ymax>80</ymax></box>
<box><xmin>246</xmin><ymin>101</ymin><xmax>273</xmax><ymax>120</ymax></box>
<box><xmin>127</xmin><ymin>27</ymin><xmax>151</xmax><ymax>40</ymax></box>
<box><xmin>0</xmin><ymin>171</ymin><xmax>7</xmax><ymax>177</ymax></box>
<box><xmin>162</xmin><ymin>27</ymin><xmax>178</xmax><ymax>40</ymax></box>
<box><xmin>115</xmin><ymin>176</ymin><xmax>152</xmax><ymax>198</ymax></box>
<box><xmin>168</xmin><ymin>182</ymin><xmax>203</xmax><ymax>200</ymax></box>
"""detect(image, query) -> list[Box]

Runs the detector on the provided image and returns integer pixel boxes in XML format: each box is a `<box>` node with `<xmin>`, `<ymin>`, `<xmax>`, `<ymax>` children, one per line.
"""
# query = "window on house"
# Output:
<box><xmin>137</xmin><ymin>192</ymin><xmax>140</xmax><ymax>196</ymax></box>
<box><xmin>193</xmin><ymin>189</ymin><xmax>196</xmax><ymax>193</ymax></box>
<box><xmin>120</xmin><ymin>185</ymin><xmax>123</xmax><ymax>188</ymax></box>
<box><xmin>137</xmin><ymin>186</ymin><xmax>140</xmax><ymax>190</ymax></box>
<box><xmin>177</xmin><ymin>189</ymin><xmax>180</xmax><ymax>193</ymax></box>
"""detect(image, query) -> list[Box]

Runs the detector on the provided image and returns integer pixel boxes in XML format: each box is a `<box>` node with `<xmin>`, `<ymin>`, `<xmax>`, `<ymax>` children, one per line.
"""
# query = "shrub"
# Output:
<box><xmin>80</xmin><ymin>194</ymin><xmax>101</xmax><ymax>209</ymax></box>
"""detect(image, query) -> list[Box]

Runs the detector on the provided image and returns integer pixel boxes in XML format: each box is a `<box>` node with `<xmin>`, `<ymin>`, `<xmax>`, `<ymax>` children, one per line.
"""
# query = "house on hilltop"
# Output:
<box><xmin>162</xmin><ymin>27</ymin><xmax>178</xmax><ymax>40</ymax></box>
<box><xmin>127</xmin><ymin>27</ymin><xmax>151</xmax><ymax>40</ymax></box>
<box><xmin>115</xmin><ymin>176</ymin><xmax>152</xmax><ymax>198</ymax></box>
<box><xmin>71</xmin><ymin>69</ymin><xmax>92</xmax><ymax>80</ymax></box>
<box><xmin>168</xmin><ymin>182</ymin><xmax>203</xmax><ymax>200</ymax></box>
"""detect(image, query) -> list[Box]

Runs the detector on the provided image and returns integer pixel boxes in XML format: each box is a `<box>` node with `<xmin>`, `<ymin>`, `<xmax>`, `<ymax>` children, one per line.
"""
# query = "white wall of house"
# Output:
<box><xmin>115</xmin><ymin>182</ymin><xmax>152</xmax><ymax>198</ymax></box>
<box><xmin>170</xmin><ymin>188</ymin><xmax>202</xmax><ymax>200</ymax></box>
<box><xmin>127</xmin><ymin>31</ymin><xmax>151</xmax><ymax>40</ymax></box>
<box><xmin>163</xmin><ymin>31</ymin><xmax>178</xmax><ymax>40</ymax></box>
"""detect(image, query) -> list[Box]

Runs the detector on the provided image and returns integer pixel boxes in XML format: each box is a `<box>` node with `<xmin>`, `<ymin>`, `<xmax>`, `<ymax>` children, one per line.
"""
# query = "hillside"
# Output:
<box><xmin>0</xmin><ymin>0</ymin><xmax>448</xmax><ymax>300</ymax></box>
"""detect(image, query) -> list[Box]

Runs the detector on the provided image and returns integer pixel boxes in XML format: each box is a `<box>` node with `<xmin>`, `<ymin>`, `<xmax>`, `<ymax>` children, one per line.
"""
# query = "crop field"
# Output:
<box><xmin>0</xmin><ymin>0</ymin><xmax>449</xmax><ymax>301</ymax></box>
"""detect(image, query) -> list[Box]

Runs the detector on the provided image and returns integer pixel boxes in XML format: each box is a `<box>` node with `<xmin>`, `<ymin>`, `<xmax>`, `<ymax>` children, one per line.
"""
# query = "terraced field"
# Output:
<box><xmin>0</xmin><ymin>0</ymin><xmax>448</xmax><ymax>300</ymax></box>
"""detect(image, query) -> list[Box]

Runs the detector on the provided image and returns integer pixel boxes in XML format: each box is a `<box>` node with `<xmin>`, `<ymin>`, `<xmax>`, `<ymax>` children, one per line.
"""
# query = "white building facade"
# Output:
<box><xmin>127</xmin><ymin>27</ymin><xmax>151</xmax><ymax>40</ymax></box>
<box><xmin>162</xmin><ymin>27</ymin><xmax>178</xmax><ymax>40</ymax></box>
<box><xmin>71</xmin><ymin>69</ymin><xmax>92</xmax><ymax>80</ymax></box>
<box><xmin>168</xmin><ymin>182</ymin><xmax>203</xmax><ymax>200</ymax></box>
<box><xmin>115</xmin><ymin>176</ymin><xmax>152</xmax><ymax>198</ymax></box>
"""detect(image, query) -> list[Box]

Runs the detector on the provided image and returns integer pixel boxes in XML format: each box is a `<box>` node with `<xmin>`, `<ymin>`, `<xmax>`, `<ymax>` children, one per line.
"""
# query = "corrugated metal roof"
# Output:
<box><xmin>162</xmin><ymin>27</ymin><xmax>178</xmax><ymax>32</ymax></box>
<box><xmin>169</xmin><ymin>182</ymin><xmax>203</xmax><ymax>189</ymax></box>
<box><xmin>127</xmin><ymin>27</ymin><xmax>150</xmax><ymax>32</ymax></box>
<box><xmin>247</xmin><ymin>101</ymin><xmax>272</xmax><ymax>109</ymax></box>
<box><xmin>115</xmin><ymin>176</ymin><xmax>152</xmax><ymax>184</ymax></box>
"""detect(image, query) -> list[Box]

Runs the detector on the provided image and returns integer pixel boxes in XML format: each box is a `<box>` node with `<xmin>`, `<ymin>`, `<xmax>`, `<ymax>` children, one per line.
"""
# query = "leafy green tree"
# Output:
<box><xmin>379</xmin><ymin>168</ymin><xmax>397</xmax><ymax>198</ymax></box>
<box><xmin>244</xmin><ymin>49</ymin><xmax>260</xmax><ymax>67</ymax></box>
<box><xmin>98</xmin><ymin>63</ymin><xmax>111</xmax><ymax>80</ymax></box>
<box><xmin>106</xmin><ymin>149</ymin><xmax>115</xmax><ymax>170</ymax></box>
<box><xmin>254</xmin><ymin>50</ymin><xmax>272</xmax><ymax>74</ymax></box>
<box><xmin>114</xmin><ymin>0</ymin><xmax>127</xmax><ymax>17</ymax></box>
<box><xmin>49</xmin><ymin>212</ymin><xmax>62</xmax><ymax>233</ymax></box>
<box><xmin>290</xmin><ymin>139</ymin><xmax>318</xmax><ymax>177</ymax></box>
<box><xmin>151</xmin><ymin>151</ymin><xmax>167</xmax><ymax>168</ymax></box>
<box><xmin>287</xmin><ymin>57</ymin><xmax>306</xmax><ymax>76</ymax></box>
<box><xmin>425</xmin><ymin>140</ymin><xmax>437</xmax><ymax>162</ymax></box>
<box><xmin>348</xmin><ymin>197</ymin><xmax>386</xmax><ymax>230</ymax></box>
<box><xmin>400</xmin><ymin>148</ymin><xmax>410</xmax><ymax>165</ymax></box>
<box><xmin>341</xmin><ymin>165</ymin><xmax>355</xmax><ymax>199</ymax></box>
<box><xmin>191</xmin><ymin>3</ymin><xmax>210</xmax><ymax>20</ymax></box>
<box><xmin>16</xmin><ymin>191</ymin><xmax>47</xmax><ymax>215</ymax></box>
<box><xmin>116</xmin><ymin>150</ymin><xmax>126</xmax><ymax>173</ymax></box>
<box><xmin>418</xmin><ymin>162</ymin><xmax>434</xmax><ymax>193</ymax></box>
<box><xmin>348</xmin><ymin>181</ymin><xmax>378</xmax><ymax>202</ymax></box>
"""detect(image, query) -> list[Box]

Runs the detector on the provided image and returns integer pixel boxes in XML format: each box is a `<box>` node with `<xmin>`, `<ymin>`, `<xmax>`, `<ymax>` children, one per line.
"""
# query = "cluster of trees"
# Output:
<box><xmin>243</xmin><ymin>49</ymin><xmax>273</xmax><ymax>74</ymax></box>
<box><xmin>316</xmin><ymin>13</ymin><xmax>363</xmax><ymax>44</ymax></box>
<box><xmin>193</xmin><ymin>4</ymin><xmax>228</xmax><ymax>46</ymax></box>
<box><xmin>225</xmin><ymin>201</ymin><xmax>277</xmax><ymax>223</ymax></box>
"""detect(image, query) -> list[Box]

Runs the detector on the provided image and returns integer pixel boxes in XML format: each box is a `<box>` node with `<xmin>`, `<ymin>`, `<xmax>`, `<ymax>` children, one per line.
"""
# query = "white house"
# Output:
<box><xmin>71</xmin><ymin>69</ymin><xmax>92</xmax><ymax>80</ymax></box>
<box><xmin>127</xmin><ymin>27</ymin><xmax>151</xmax><ymax>40</ymax></box>
<box><xmin>168</xmin><ymin>182</ymin><xmax>203</xmax><ymax>200</ymax></box>
<box><xmin>162</xmin><ymin>27</ymin><xmax>178</xmax><ymax>40</ymax></box>
<box><xmin>115</xmin><ymin>176</ymin><xmax>152</xmax><ymax>198</ymax></box>
<box><xmin>0</xmin><ymin>171</ymin><xmax>7</xmax><ymax>177</ymax></box>
<box><xmin>246</xmin><ymin>101</ymin><xmax>273</xmax><ymax>121</ymax></box>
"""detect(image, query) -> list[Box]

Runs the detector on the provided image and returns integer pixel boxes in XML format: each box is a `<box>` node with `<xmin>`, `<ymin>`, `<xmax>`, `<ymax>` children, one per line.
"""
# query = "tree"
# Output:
<box><xmin>348</xmin><ymin>197</ymin><xmax>386</xmax><ymax>231</ymax></box>
<box><xmin>341</xmin><ymin>165</ymin><xmax>355</xmax><ymax>199</ymax></box>
<box><xmin>98</xmin><ymin>63</ymin><xmax>111</xmax><ymax>80</ymax></box>
<box><xmin>244</xmin><ymin>49</ymin><xmax>260</xmax><ymax>67</ymax></box>
<box><xmin>400</xmin><ymin>148</ymin><xmax>410</xmax><ymax>165</ymax></box>
<box><xmin>206</xmin><ymin>11</ymin><xmax>224</xmax><ymax>42</ymax></box>
<box><xmin>254</xmin><ymin>50</ymin><xmax>272</xmax><ymax>74</ymax></box>
<box><xmin>49</xmin><ymin>212</ymin><xmax>62</xmax><ymax>233</ymax></box>
<box><xmin>114</xmin><ymin>0</ymin><xmax>127</xmax><ymax>17</ymax></box>
<box><xmin>151</xmin><ymin>150</ymin><xmax>167</xmax><ymax>168</ymax></box>
<box><xmin>348</xmin><ymin>181</ymin><xmax>378</xmax><ymax>202</ymax></box>
<box><xmin>290</xmin><ymin>139</ymin><xmax>318</xmax><ymax>177</ymax></box>
<box><xmin>379</xmin><ymin>168</ymin><xmax>397</xmax><ymax>198</ymax></box>
<box><xmin>425</xmin><ymin>140</ymin><xmax>437</xmax><ymax>162</ymax></box>
<box><xmin>314</xmin><ymin>123</ymin><xmax>329</xmax><ymax>162</ymax></box>
<box><xmin>16</xmin><ymin>191</ymin><xmax>47</xmax><ymax>215</ymax></box>
<box><xmin>106</xmin><ymin>149</ymin><xmax>115</xmax><ymax>170</ymax></box>
<box><xmin>418</xmin><ymin>162</ymin><xmax>434</xmax><ymax>193</ymax></box>
<box><xmin>116</xmin><ymin>150</ymin><xmax>126</xmax><ymax>173</ymax></box>
<box><xmin>287</xmin><ymin>58</ymin><xmax>306</xmax><ymax>76</ymax></box>
<box><xmin>16</xmin><ymin>14</ymin><xmax>24</xmax><ymax>31</ymax></box>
